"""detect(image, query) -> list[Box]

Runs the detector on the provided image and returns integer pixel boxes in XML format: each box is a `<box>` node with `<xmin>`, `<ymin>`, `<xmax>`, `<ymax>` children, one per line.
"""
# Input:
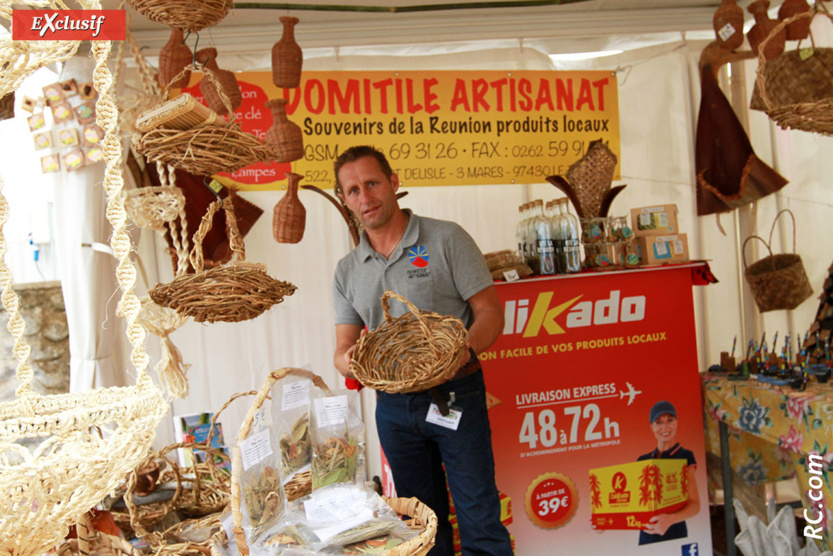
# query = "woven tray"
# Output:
<box><xmin>350</xmin><ymin>291</ymin><xmax>468</xmax><ymax>394</ymax></box>
<box><xmin>753</xmin><ymin>6</ymin><xmax>833</xmax><ymax>134</ymax></box>
<box><xmin>149</xmin><ymin>194</ymin><xmax>296</xmax><ymax>323</ymax></box>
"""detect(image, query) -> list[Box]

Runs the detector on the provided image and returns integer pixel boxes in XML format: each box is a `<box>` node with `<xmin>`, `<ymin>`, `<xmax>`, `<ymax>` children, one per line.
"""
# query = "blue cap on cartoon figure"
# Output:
<box><xmin>649</xmin><ymin>401</ymin><xmax>677</xmax><ymax>423</ymax></box>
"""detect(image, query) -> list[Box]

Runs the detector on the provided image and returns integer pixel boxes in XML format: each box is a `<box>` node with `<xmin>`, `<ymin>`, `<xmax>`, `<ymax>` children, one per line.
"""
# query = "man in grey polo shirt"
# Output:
<box><xmin>332</xmin><ymin>145</ymin><xmax>512</xmax><ymax>556</ymax></box>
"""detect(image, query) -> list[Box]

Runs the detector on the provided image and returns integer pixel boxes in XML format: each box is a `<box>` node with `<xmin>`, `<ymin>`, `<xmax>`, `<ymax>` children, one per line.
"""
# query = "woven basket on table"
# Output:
<box><xmin>125</xmin><ymin>0</ymin><xmax>232</xmax><ymax>33</ymax></box>
<box><xmin>134</xmin><ymin>66</ymin><xmax>276</xmax><ymax>176</ymax></box>
<box><xmin>58</xmin><ymin>512</ymin><xmax>140</xmax><ymax>556</ymax></box>
<box><xmin>753</xmin><ymin>5</ymin><xmax>833</xmax><ymax>135</ymax></box>
<box><xmin>0</xmin><ymin>38</ymin><xmax>168</xmax><ymax>556</ymax></box>
<box><xmin>743</xmin><ymin>209</ymin><xmax>813</xmax><ymax>312</ymax></box>
<box><xmin>149</xmin><ymin>193</ymin><xmax>296</xmax><ymax>323</ymax></box>
<box><xmin>117</xmin><ymin>391</ymin><xmax>259</xmax><ymax>556</ymax></box>
<box><xmin>350</xmin><ymin>291</ymin><xmax>468</xmax><ymax>394</ymax></box>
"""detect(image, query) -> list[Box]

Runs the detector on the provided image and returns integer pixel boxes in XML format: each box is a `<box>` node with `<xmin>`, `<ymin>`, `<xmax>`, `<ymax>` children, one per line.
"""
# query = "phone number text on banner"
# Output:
<box><xmin>202</xmin><ymin>70</ymin><xmax>620</xmax><ymax>191</ymax></box>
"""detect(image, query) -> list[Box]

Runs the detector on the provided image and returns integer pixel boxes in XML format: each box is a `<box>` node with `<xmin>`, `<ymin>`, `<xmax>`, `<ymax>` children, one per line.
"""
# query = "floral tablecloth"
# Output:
<box><xmin>702</xmin><ymin>373</ymin><xmax>833</xmax><ymax>549</ymax></box>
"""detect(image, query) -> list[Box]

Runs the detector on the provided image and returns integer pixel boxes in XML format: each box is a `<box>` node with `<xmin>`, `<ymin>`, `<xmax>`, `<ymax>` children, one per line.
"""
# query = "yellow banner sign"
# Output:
<box><xmin>182</xmin><ymin>70</ymin><xmax>619</xmax><ymax>191</ymax></box>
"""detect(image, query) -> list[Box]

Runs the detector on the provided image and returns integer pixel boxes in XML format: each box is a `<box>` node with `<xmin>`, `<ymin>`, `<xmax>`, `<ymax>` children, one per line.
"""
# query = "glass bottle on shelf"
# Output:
<box><xmin>548</xmin><ymin>200</ymin><xmax>567</xmax><ymax>275</ymax></box>
<box><xmin>525</xmin><ymin>201</ymin><xmax>540</xmax><ymax>275</ymax></box>
<box><xmin>534</xmin><ymin>200</ymin><xmax>556</xmax><ymax>276</ymax></box>
<box><xmin>516</xmin><ymin>204</ymin><xmax>529</xmax><ymax>265</ymax></box>
<box><xmin>560</xmin><ymin>199</ymin><xmax>582</xmax><ymax>273</ymax></box>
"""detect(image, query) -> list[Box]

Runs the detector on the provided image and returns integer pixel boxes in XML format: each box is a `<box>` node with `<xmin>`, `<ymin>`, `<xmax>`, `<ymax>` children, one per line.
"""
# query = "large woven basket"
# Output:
<box><xmin>125</xmin><ymin>0</ymin><xmax>232</xmax><ymax>33</ymax></box>
<box><xmin>350</xmin><ymin>291</ymin><xmax>468</xmax><ymax>394</ymax></box>
<box><xmin>0</xmin><ymin>38</ymin><xmax>167</xmax><ymax>556</ymax></box>
<box><xmin>743</xmin><ymin>209</ymin><xmax>813</xmax><ymax>312</ymax></box>
<box><xmin>753</xmin><ymin>5</ymin><xmax>833</xmax><ymax>135</ymax></box>
<box><xmin>149</xmin><ymin>193</ymin><xmax>296</xmax><ymax>323</ymax></box>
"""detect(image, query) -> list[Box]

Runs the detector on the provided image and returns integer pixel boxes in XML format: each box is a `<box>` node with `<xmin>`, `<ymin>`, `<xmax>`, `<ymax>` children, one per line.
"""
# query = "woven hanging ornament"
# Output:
<box><xmin>126</xmin><ymin>0</ymin><xmax>232</xmax><ymax>34</ymax></box>
<box><xmin>157</xmin><ymin>28</ymin><xmax>192</xmax><ymax>90</ymax></box>
<box><xmin>747</xmin><ymin>0</ymin><xmax>786</xmax><ymax>60</ymax></box>
<box><xmin>273</xmin><ymin>172</ymin><xmax>306</xmax><ymax>243</ymax></box>
<box><xmin>272</xmin><ymin>17</ymin><xmax>303</xmax><ymax>89</ymax></box>
<box><xmin>196</xmin><ymin>47</ymin><xmax>242</xmax><ymax>116</ymax></box>
<box><xmin>265</xmin><ymin>98</ymin><xmax>304</xmax><ymax>162</ymax></box>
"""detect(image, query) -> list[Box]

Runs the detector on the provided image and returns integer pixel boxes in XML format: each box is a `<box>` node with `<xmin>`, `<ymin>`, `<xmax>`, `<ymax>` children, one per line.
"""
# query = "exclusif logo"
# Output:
<box><xmin>12</xmin><ymin>10</ymin><xmax>126</xmax><ymax>41</ymax></box>
<box><xmin>503</xmin><ymin>289</ymin><xmax>646</xmax><ymax>337</ymax></box>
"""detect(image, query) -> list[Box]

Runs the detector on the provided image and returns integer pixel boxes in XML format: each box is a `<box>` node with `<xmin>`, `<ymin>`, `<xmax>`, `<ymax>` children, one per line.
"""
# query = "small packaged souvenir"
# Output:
<box><xmin>27</xmin><ymin>112</ymin><xmax>46</xmax><ymax>131</ymax></box>
<box><xmin>21</xmin><ymin>96</ymin><xmax>37</xmax><ymax>113</ymax></box>
<box><xmin>62</xmin><ymin>148</ymin><xmax>86</xmax><ymax>171</ymax></box>
<box><xmin>56</xmin><ymin>128</ymin><xmax>79</xmax><ymax>148</ymax></box>
<box><xmin>60</xmin><ymin>79</ymin><xmax>79</xmax><ymax>98</ymax></box>
<box><xmin>51</xmin><ymin>101</ymin><xmax>74</xmax><ymax>124</ymax></box>
<box><xmin>42</xmin><ymin>83</ymin><xmax>64</xmax><ymax>104</ymax></box>
<box><xmin>33</xmin><ymin>130</ymin><xmax>53</xmax><ymax>150</ymax></box>
<box><xmin>40</xmin><ymin>154</ymin><xmax>60</xmax><ymax>173</ymax></box>
<box><xmin>82</xmin><ymin>123</ymin><xmax>104</xmax><ymax>146</ymax></box>
<box><xmin>84</xmin><ymin>146</ymin><xmax>104</xmax><ymax>164</ymax></box>
<box><xmin>74</xmin><ymin>100</ymin><xmax>96</xmax><ymax>124</ymax></box>
<box><xmin>79</xmin><ymin>82</ymin><xmax>97</xmax><ymax>100</ymax></box>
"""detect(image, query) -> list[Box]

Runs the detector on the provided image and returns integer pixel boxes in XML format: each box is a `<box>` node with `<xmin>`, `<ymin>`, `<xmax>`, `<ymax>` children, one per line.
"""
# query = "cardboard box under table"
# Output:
<box><xmin>589</xmin><ymin>458</ymin><xmax>688</xmax><ymax>530</ymax></box>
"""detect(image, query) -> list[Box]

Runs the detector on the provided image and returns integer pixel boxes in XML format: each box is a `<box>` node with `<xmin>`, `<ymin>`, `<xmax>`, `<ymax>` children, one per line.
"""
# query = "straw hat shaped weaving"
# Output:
<box><xmin>546</xmin><ymin>139</ymin><xmax>625</xmax><ymax>219</ymax></box>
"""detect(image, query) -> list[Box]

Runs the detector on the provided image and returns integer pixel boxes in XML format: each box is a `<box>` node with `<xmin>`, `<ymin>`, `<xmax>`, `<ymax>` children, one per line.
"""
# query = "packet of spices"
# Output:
<box><xmin>235</xmin><ymin>425</ymin><xmax>288</xmax><ymax>544</ymax></box>
<box><xmin>270</xmin><ymin>375</ymin><xmax>313</xmax><ymax>486</ymax></box>
<box><xmin>309</xmin><ymin>390</ymin><xmax>365</xmax><ymax>491</ymax></box>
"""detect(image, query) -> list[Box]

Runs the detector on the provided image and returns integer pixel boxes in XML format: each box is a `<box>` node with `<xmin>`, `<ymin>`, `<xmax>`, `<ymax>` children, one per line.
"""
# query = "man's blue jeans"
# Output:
<box><xmin>376</xmin><ymin>370</ymin><xmax>513</xmax><ymax>556</ymax></box>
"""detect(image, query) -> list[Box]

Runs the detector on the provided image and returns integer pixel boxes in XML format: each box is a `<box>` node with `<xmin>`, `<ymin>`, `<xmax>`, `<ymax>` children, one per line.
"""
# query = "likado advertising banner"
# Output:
<box><xmin>480</xmin><ymin>267</ymin><xmax>711</xmax><ymax>556</ymax></box>
<box><xmin>179</xmin><ymin>70</ymin><xmax>620</xmax><ymax>191</ymax></box>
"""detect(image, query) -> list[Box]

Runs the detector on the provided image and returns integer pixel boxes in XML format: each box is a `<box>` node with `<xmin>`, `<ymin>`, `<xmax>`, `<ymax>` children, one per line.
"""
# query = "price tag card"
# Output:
<box><xmin>718</xmin><ymin>22</ymin><xmax>737</xmax><ymax>42</ymax></box>
<box><xmin>250</xmin><ymin>405</ymin><xmax>269</xmax><ymax>434</ymax></box>
<box><xmin>282</xmin><ymin>379</ymin><xmax>311</xmax><ymax>411</ymax></box>
<box><xmin>426</xmin><ymin>403</ymin><xmax>462</xmax><ymax>430</ymax></box>
<box><xmin>503</xmin><ymin>269</ymin><xmax>521</xmax><ymax>282</ymax></box>
<box><xmin>800</xmin><ymin>47</ymin><xmax>815</xmax><ymax>60</ymax></box>
<box><xmin>654</xmin><ymin>241</ymin><xmax>669</xmax><ymax>257</ymax></box>
<box><xmin>314</xmin><ymin>395</ymin><xmax>349</xmax><ymax>427</ymax></box>
<box><xmin>239</xmin><ymin>428</ymin><xmax>273</xmax><ymax>471</ymax></box>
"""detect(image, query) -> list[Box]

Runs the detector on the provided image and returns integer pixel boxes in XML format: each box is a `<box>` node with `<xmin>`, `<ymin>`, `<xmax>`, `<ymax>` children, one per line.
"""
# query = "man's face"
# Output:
<box><xmin>650</xmin><ymin>414</ymin><xmax>677</xmax><ymax>444</ymax></box>
<box><xmin>337</xmin><ymin>155</ymin><xmax>400</xmax><ymax>231</ymax></box>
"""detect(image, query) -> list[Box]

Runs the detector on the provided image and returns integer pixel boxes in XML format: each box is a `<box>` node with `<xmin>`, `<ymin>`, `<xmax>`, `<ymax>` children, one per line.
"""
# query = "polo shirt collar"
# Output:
<box><xmin>356</xmin><ymin>209</ymin><xmax>419</xmax><ymax>261</ymax></box>
<box><xmin>651</xmin><ymin>442</ymin><xmax>682</xmax><ymax>458</ymax></box>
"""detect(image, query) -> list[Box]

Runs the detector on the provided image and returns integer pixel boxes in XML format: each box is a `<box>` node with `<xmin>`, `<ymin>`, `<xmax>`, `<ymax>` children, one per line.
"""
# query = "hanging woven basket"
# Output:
<box><xmin>125</xmin><ymin>0</ymin><xmax>232</xmax><ymax>33</ymax></box>
<box><xmin>349</xmin><ymin>291</ymin><xmax>468</xmax><ymax>394</ymax></box>
<box><xmin>148</xmin><ymin>193</ymin><xmax>296</xmax><ymax>323</ymax></box>
<box><xmin>742</xmin><ymin>209</ymin><xmax>813</xmax><ymax>312</ymax></box>
<box><xmin>0</xmin><ymin>39</ymin><xmax>167</xmax><ymax>556</ymax></box>
<box><xmin>134</xmin><ymin>67</ymin><xmax>276</xmax><ymax>176</ymax></box>
<box><xmin>753</xmin><ymin>5</ymin><xmax>833</xmax><ymax>134</ymax></box>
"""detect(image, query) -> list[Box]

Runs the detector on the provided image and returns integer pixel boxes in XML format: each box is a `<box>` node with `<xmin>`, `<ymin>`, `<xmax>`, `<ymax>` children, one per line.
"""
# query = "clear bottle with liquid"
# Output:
<box><xmin>525</xmin><ymin>201</ymin><xmax>541</xmax><ymax>275</ymax></box>
<box><xmin>560</xmin><ymin>198</ymin><xmax>582</xmax><ymax>273</ymax></box>
<box><xmin>548</xmin><ymin>200</ymin><xmax>567</xmax><ymax>274</ymax></box>
<box><xmin>534</xmin><ymin>200</ymin><xmax>556</xmax><ymax>275</ymax></box>
<box><xmin>516</xmin><ymin>203</ymin><xmax>529</xmax><ymax>265</ymax></box>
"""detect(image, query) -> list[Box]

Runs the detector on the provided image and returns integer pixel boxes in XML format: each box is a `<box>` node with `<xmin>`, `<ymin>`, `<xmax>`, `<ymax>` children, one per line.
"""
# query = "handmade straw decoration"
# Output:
<box><xmin>125</xmin><ymin>0</ymin><xmax>233</xmax><ymax>34</ymax></box>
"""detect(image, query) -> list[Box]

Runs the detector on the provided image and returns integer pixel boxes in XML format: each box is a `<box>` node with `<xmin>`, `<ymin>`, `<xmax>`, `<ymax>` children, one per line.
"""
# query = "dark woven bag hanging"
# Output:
<box><xmin>272</xmin><ymin>172</ymin><xmax>306</xmax><ymax>244</ymax></box>
<box><xmin>743</xmin><ymin>209</ymin><xmax>813</xmax><ymax>312</ymax></box>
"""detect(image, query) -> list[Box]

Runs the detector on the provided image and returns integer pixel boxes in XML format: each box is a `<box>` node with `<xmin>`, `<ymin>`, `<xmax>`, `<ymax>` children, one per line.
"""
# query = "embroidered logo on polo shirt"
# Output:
<box><xmin>408</xmin><ymin>246</ymin><xmax>430</xmax><ymax>268</ymax></box>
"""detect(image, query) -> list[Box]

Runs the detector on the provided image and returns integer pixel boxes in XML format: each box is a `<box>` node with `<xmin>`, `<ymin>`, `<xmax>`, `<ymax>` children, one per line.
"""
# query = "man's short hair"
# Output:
<box><xmin>333</xmin><ymin>145</ymin><xmax>393</xmax><ymax>196</ymax></box>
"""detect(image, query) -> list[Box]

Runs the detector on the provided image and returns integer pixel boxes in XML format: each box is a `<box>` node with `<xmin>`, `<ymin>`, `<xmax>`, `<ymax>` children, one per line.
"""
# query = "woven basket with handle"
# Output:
<box><xmin>754</xmin><ymin>4</ymin><xmax>833</xmax><ymax>135</ymax></box>
<box><xmin>125</xmin><ymin>0</ymin><xmax>232</xmax><ymax>33</ymax></box>
<box><xmin>149</xmin><ymin>193</ymin><xmax>296</xmax><ymax>323</ymax></box>
<box><xmin>743</xmin><ymin>209</ymin><xmax>813</xmax><ymax>312</ymax></box>
<box><xmin>350</xmin><ymin>291</ymin><xmax>468</xmax><ymax>394</ymax></box>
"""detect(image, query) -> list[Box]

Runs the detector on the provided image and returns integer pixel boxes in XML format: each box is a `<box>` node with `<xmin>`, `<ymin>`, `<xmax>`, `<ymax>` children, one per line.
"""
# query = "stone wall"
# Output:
<box><xmin>0</xmin><ymin>281</ymin><xmax>70</xmax><ymax>401</ymax></box>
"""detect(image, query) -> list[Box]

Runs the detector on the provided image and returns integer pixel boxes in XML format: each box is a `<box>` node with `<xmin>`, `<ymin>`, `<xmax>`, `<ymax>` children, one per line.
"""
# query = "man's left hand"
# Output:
<box><xmin>644</xmin><ymin>513</ymin><xmax>675</xmax><ymax>536</ymax></box>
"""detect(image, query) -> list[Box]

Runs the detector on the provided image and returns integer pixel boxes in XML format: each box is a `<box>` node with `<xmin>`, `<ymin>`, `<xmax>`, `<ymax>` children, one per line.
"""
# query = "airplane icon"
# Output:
<box><xmin>620</xmin><ymin>382</ymin><xmax>641</xmax><ymax>406</ymax></box>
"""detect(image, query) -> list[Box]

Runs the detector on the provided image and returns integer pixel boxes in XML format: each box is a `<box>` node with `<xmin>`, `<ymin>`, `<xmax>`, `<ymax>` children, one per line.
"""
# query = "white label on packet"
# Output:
<box><xmin>314</xmin><ymin>395</ymin><xmax>349</xmax><ymax>427</ymax></box>
<box><xmin>239</xmin><ymin>428</ymin><xmax>273</xmax><ymax>471</ymax></box>
<box><xmin>310</xmin><ymin>510</ymin><xmax>374</xmax><ymax>543</ymax></box>
<box><xmin>221</xmin><ymin>513</ymin><xmax>234</xmax><ymax>541</ymax></box>
<box><xmin>282</xmin><ymin>379</ymin><xmax>311</xmax><ymax>411</ymax></box>
<box><xmin>718</xmin><ymin>22</ymin><xmax>737</xmax><ymax>41</ymax></box>
<box><xmin>673</xmin><ymin>240</ymin><xmax>684</xmax><ymax>255</ymax></box>
<box><xmin>503</xmin><ymin>269</ymin><xmax>520</xmax><ymax>282</ymax></box>
<box><xmin>426</xmin><ymin>403</ymin><xmax>462</xmax><ymax>430</ymax></box>
<box><xmin>654</xmin><ymin>241</ymin><xmax>669</xmax><ymax>257</ymax></box>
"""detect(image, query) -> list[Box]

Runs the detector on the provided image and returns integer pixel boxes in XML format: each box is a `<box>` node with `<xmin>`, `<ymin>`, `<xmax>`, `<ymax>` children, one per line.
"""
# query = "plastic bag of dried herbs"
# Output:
<box><xmin>310</xmin><ymin>389</ymin><xmax>365</xmax><ymax>490</ymax></box>
<box><xmin>235</xmin><ymin>425</ymin><xmax>288</xmax><ymax>544</ymax></box>
<box><xmin>270</xmin><ymin>374</ymin><xmax>313</xmax><ymax>486</ymax></box>
<box><xmin>298</xmin><ymin>484</ymin><xmax>417</xmax><ymax>552</ymax></box>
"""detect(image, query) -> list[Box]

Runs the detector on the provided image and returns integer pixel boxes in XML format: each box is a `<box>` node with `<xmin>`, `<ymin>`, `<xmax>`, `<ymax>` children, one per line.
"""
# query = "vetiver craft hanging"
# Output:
<box><xmin>0</xmin><ymin>6</ymin><xmax>167</xmax><ymax>554</ymax></box>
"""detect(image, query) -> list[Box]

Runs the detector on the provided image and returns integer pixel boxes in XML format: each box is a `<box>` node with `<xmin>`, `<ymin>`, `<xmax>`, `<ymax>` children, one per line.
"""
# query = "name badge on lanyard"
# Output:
<box><xmin>426</xmin><ymin>403</ymin><xmax>462</xmax><ymax>430</ymax></box>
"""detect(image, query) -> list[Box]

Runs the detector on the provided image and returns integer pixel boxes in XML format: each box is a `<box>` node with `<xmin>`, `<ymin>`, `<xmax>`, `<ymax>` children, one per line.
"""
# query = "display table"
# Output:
<box><xmin>481</xmin><ymin>262</ymin><xmax>715</xmax><ymax>555</ymax></box>
<box><xmin>702</xmin><ymin>373</ymin><xmax>833</xmax><ymax>553</ymax></box>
